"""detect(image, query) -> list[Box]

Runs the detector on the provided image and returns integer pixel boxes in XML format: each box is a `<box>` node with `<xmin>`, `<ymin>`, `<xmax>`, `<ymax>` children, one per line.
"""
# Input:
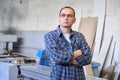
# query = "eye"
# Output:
<box><xmin>67</xmin><ymin>14</ymin><xmax>73</xmax><ymax>18</ymax></box>
<box><xmin>60</xmin><ymin>14</ymin><xmax>66</xmax><ymax>17</ymax></box>
<box><xmin>60</xmin><ymin>14</ymin><xmax>74</xmax><ymax>18</ymax></box>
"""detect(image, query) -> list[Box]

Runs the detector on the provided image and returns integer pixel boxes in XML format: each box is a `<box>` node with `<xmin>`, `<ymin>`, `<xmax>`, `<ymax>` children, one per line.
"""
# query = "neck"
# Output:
<box><xmin>60</xmin><ymin>26</ymin><xmax>71</xmax><ymax>34</ymax></box>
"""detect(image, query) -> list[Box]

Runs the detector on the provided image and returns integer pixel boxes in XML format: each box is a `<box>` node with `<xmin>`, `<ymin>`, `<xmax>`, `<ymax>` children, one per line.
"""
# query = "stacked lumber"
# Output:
<box><xmin>99</xmin><ymin>40</ymin><xmax>120</xmax><ymax>80</ymax></box>
<box><xmin>78</xmin><ymin>17</ymin><xmax>120</xmax><ymax>80</ymax></box>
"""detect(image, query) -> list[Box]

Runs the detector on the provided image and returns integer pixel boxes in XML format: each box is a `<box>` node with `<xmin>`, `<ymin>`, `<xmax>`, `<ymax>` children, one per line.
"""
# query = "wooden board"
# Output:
<box><xmin>99</xmin><ymin>40</ymin><xmax>116</xmax><ymax>79</ymax></box>
<box><xmin>78</xmin><ymin>17</ymin><xmax>98</xmax><ymax>76</ymax></box>
<box><xmin>83</xmin><ymin>64</ymin><xmax>93</xmax><ymax>76</ymax></box>
<box><xmin>103</xmin><ymin>39</ymin><xmax>116</xmax><ymax>70</ymax></box>
<box><xmin>78</xmin><ymin>17</ymin><xmax>98</xmax><ymax>48</ymax></box>
<box><xmin>92</xmin><ymin>0</ymin><xmax>106</xmax><ymax>61</ymax></box>
<box><xmin>98</xmin><ymin>35</ymin><xmax>113</xmax><ymax>72</ymax></box>
<box><xmin>99</xmin><ymin>64</ymin><xmax>115</xmax><ymax>79</ymax></box>
<box><xmin>112</xmin><ymin>41</ymin><xmax>120</xmax><ymax>80</ymax></box>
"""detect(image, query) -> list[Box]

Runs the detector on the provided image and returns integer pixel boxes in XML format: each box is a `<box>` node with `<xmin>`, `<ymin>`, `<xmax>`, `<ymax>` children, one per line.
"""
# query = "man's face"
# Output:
<box><xmin>59</xmin><ymin>8</ymin><xmax>76</xmax><ymax>28</ymax></box>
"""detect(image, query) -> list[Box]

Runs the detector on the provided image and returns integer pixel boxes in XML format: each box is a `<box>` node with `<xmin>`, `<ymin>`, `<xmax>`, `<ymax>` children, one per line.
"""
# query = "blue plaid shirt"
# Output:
<box><xmin>44</xmin><ymin>25</ymin><xmax>91</xmax><ymax>80</ymax></box>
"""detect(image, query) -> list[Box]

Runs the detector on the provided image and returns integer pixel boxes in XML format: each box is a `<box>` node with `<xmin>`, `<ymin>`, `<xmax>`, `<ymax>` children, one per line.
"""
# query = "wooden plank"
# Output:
<box><xmin>103</xmin><ymin>39</ymin><xmax>116</xmax><ymax>70</ymax></box>
<box><xmin>83</xmin><ymin>64</ymin><xmax>93</xmax><ymax>76</ymax></box>
<box><xmin>99</xmin><ymin>39</ymin><xmax>116</xmax><ymax>79</ymax></box>
<box><xmin>78</xmin><ymin>17</ymin><xmax>98</xmax><ymax>48</ymax></box>
<box><xmin>78</xmin><ymin>17</ymin><xmax>98</xmax><ymax>76</ymax></box>
<box><xmin>99</xmin><ymin>64</ymin><xmax>116</xmax><ymax>79</ymax></box>
<box><xmin>111</xmin><ymin>63</ymin><xmax>120</xmax><ymax>80</ymax></box>
<box><xmin>113</xmin><ymin>41</ymin><xmax>120</xmax><ymax>80</ymax></box>
<box><xmin>98</xmin><ymin>35</ymin><xmax>113</xmax><ymax>73</ymax></box>
<box><xmin>92</xmin><ymin>0</ymin><xmax>106</xmax><ymax>61</ymax></box>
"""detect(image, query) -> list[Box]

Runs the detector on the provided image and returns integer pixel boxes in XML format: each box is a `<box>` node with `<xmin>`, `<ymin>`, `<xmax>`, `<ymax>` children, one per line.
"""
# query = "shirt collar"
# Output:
<box><xmin>56</xmin><ymin>25</ymin><xmax>74</xmax><ymax>38</ymax></box>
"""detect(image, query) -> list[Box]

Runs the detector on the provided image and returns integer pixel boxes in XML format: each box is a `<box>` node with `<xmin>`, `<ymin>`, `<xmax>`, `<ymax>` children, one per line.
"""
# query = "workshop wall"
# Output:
<box><xmin>0</xmin><ymin>0</ymin><xmax>93</xmax><ymax>31</ymax></box>
<box><xmin>0</xmin><ymin>0</ymin><xmax>120</xmax><ymax>64</ymax></box>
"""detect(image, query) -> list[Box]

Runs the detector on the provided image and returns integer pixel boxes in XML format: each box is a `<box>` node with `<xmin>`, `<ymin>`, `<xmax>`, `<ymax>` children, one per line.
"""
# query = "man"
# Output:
<box><xmin>44</xmin><ymin>6</ymin><xmax>91</xmax><ymax>80</ymax></box>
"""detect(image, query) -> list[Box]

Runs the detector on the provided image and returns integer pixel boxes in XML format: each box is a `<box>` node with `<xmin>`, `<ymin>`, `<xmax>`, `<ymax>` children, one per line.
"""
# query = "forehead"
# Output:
<box><xmin>60</xmin><ymin>8</ymin><xmax>74</xmax><ymax>14</ymax></box>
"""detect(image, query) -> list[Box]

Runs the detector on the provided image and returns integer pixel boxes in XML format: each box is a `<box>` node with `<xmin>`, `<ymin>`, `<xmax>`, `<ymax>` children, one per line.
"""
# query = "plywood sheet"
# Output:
<box><xmin>92</xmin><ymin>0</ymin><xmax>106</xmax><ymax>61</ymax></box>
<box><xmin>78</xmin><ymin>17</ymin><xmax>98</xmax><ymax>76</ymax></box>
<box><xmin>98</xmin><ymin>35</ymin><xmax>113</xmax><ymax>72</ymax></box>
<box><xmin>103</xmin><ymin>40</ymin><xmax>116</xmax><ymax>70</ymax></box>
<box><xmin>84</xmin><ymin>64</ymin><xmax>93</xmax><ymax>76</ymax></box>
<box><xmin>78</xmin><ymin>17</ymin><xmax>98</xmax><ymax>48</ymax></box>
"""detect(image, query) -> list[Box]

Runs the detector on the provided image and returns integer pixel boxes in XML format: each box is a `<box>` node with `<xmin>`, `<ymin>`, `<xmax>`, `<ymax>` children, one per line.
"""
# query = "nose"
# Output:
<box><xmin>64</xmin><ymin>15</ymin><xmax>68</xmax><ymax>19</ymax></box>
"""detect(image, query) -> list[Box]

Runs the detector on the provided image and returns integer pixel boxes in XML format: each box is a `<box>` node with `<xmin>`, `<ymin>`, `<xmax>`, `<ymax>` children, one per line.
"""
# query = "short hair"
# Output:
<box><xmin>59</xmin><ymin>6</ymin><xmax>75</xmax><ymax>17</ymax></box>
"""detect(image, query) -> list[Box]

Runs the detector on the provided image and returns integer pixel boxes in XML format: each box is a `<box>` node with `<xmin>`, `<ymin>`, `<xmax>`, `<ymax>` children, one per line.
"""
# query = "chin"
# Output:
<box><xmin>60</xmin><ymin>24</ymin><xmax>71</xmax><ymax>28</ymax></box>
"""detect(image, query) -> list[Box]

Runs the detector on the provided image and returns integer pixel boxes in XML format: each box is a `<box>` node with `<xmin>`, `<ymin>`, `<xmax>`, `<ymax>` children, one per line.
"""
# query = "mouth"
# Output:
<box><xmin>65</xmin><ymin>21</ymin><xmax>68</xmax><ymax>23</ymax></box>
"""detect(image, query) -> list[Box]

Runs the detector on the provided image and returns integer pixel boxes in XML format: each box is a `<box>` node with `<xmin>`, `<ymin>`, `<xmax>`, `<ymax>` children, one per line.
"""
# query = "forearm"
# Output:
<box><xmin>70</xmin><ymin>53</ymin><xmax>91</xmax><ymax>66</ymax></box>
<box><xmin>70</xmin><ymin>48</ymin><xmax>91</xmax><ymax>66</ymax></box>
<box><xmin>72</xmin><ymin>49</ymin><xmax>82</xmax><ymax>60</ymax></box>
<box><xmin>75</xmin><ymin>54</ymin><xmax>91</xmax><ymax>66</ymax></box>
<box><xmin>70</xmin><ymin>49</ymin><xmax>82</xmax><ymax>65</ymax></box>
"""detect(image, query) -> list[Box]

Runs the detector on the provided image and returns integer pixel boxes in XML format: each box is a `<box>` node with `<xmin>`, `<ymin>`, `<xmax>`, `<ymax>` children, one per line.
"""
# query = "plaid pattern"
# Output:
<box><xmin>44</xmin><ymin>25</ymin><xmax>91</xmax><ymax>80</ymax></box>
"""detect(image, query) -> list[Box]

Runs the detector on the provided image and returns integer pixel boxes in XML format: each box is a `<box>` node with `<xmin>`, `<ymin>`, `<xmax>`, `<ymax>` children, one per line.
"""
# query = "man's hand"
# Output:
<box><xmin>70</xmin><ymin>49</ymin><xmax>82</xmax><ymax>65</ymax></box>
<box><xmin>70</xmin><ymin>60</ymin><xmax>78</xmax><ymax>65</ymax></box>
<box><xmin>73</xmin><ymin>49</ymin><xmax>82</xmax><ymax>59</ymax></box>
